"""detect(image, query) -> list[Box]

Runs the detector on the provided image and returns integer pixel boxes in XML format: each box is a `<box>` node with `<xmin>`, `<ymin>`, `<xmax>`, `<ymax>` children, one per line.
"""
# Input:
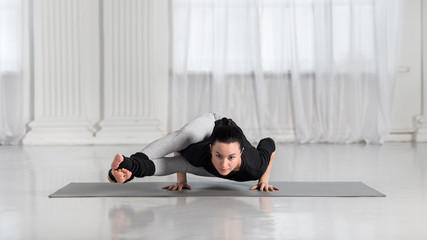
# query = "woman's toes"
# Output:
<box><xmin>111</xmin><ymin>154</ymin><xmax>124</xmax><ymax>169</ymax></box>
<box><xmin>122</xmin><ymin>169</ymin><xmax>132</xmax><ymax>180</ymax></box>
<box><xmin>111</xmin><ymin>170</ymin><xmax>124</xmax><ymax>183</ymax></box>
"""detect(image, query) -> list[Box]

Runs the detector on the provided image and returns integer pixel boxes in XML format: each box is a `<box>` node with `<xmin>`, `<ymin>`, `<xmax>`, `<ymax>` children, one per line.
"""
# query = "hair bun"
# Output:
<box><xmin>211</xmin><ymin>117</ymin><xmax>243</xmax><ymax>150</ymax></box>
<box><xmin>221</xmin><ymin>117</ymin><xmax>232</xmax><ymax>126</ymax></box>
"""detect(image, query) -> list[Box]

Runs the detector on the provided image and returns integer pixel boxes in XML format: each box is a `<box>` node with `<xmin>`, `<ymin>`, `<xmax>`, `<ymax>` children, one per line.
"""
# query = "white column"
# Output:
<box><xmin>23</xmin><ymin>0</ymin><xmax>94</xmax><ymax>144</ymax></box>
<box><xmin>95</xmin><ymin>0</ymin><xmax>163</xmax><ymax>144</ymax></box>
<box><xmin>414</xmin><ymin>0</ymin><xmax>427</xmax><ymax>142</ymax></box>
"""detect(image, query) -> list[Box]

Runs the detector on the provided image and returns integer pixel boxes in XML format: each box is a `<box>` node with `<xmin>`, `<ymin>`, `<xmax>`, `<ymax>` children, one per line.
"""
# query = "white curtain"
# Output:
<box><xmin>0</xmin><ymin>0</ymin><xmax>26</xmax><ymax>145</ymax></box>
<box><xmin>171</xmin><ymin>0</ymin><xmax>401</xmax><ymax>144</ymax></box>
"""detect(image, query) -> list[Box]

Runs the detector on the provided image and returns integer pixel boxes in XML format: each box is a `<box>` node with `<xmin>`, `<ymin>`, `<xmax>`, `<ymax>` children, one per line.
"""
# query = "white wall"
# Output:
<box><xmin>389</xmin><ymin>0</ymin><xmax>422</xmax><ymax>141</ymax></box>
<box><xmin>22</xmin><ymin>0</ymin><xmax>427</xmax><ymax>144</ymax></box>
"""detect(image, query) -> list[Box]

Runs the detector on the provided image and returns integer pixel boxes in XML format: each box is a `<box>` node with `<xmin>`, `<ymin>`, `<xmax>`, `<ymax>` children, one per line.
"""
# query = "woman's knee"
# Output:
<box><xmin>210</xmin><ymin>112</ymin><xmax>225</xmax><ymax>120</ymax></box>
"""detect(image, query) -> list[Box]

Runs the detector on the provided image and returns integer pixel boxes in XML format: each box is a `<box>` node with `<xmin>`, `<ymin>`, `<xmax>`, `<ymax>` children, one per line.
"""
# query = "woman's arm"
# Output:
<box><xmin>162</xmin><ymin>152</ymin><xmax>192</xmax><ymax>191</ymax></box>
<box><xmin>177</xmin><ymin>172</ymin><xmax>187</xmax><ymax>183</ymax></box>
<box><xmin>250</xmin><ymin>151</ymin><xmax>280</xmax><ymax>192</ymax></box>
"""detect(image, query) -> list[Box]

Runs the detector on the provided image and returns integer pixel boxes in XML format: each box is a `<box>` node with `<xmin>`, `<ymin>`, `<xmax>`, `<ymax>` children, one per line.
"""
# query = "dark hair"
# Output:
<box><xmin>211</xmin><ymin>118</ymin><xmax>244</xmax><ymax>151</ymax></box>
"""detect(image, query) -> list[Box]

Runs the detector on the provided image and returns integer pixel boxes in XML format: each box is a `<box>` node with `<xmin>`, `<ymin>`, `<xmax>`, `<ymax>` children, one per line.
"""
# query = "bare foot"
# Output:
<box><xmin>109</xmin><ymin>169</ymin><xmax>133</xmax><ymax>184</ymax></box>
<box><xmin>111</xmin><ymin>153</ymin><xmax>124</xmax><ymax>170</ymax></box>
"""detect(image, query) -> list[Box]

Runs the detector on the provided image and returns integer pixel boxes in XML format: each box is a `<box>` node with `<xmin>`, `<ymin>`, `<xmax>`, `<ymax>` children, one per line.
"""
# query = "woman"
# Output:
<box><xmin>108</xmin><ymin>113</ymin><xmax>279</xmax><ymax>192</ymax></box>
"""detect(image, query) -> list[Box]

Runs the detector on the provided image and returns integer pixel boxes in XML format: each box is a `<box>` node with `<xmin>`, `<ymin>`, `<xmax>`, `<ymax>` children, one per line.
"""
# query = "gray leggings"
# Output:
<box><xmin>140</xmin><ymin>113</ymin><xmax>224</xmax><ymax>177</ymax></box>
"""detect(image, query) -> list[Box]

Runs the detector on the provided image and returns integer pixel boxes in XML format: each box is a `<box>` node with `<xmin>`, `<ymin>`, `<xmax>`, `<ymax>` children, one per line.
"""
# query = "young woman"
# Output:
<box><xmin>108</xmin><ymin>113</ymin><xmax>279</xmax><ymax>192</ymax></box>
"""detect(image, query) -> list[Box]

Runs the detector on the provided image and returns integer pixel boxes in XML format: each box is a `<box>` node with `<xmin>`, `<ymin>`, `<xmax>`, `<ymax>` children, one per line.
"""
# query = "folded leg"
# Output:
<box><xmin>140</xmin><ymin>112</ymin><xmax>224</xmax><ymax>159</ymax></box>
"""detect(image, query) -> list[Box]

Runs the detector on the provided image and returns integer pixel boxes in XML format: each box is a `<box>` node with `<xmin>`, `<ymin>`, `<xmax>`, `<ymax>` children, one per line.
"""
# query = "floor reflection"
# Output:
<box><xmin>108</xmin><ymin>197</ymin><xmax>275</xmax><ymax>240</ymax></box>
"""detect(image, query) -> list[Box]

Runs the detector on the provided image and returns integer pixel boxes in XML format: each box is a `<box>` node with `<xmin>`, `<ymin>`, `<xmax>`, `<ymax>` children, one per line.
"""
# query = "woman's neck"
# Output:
<box><xmin>232</xmin><ymin>157</ymin><xmax>242</xmax><ymax>172</ymax></box>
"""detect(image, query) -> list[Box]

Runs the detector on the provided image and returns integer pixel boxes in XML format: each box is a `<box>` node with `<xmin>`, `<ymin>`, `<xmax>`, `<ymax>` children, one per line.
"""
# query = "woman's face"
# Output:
<box><xmin>210</xmin><ymin>141</ymin><xmax>243</xmax><ymax>176</ymax></box>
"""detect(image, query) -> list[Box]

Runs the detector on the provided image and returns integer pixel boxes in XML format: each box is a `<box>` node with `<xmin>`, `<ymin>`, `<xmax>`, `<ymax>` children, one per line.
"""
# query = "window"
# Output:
<box><xmin>172</xmin><ymin>0</ymin><xmax>378</xmax><ymax>74</ymax></box>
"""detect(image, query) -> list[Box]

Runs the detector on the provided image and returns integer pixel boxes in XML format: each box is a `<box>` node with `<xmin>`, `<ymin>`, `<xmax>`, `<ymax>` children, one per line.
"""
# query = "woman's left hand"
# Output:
<box><xmin>250</xmin><ymin>182</ymin><xmax>280</xmax><ymax>192</ymax></box>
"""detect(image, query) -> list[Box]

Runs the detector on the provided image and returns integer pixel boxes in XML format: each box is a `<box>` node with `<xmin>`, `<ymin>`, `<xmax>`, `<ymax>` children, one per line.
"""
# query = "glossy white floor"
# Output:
<box><xmin>1</xmin><ymin>143</ymin><xmax>426</xmax><ymax>240</ymax></box>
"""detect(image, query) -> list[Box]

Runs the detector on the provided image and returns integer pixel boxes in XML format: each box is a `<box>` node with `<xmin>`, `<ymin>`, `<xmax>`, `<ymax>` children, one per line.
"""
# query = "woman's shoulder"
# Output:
<box><xmin>257</xmin><ymin>137</ymin><xmax>276</xmax><ymax>153</ymax></box>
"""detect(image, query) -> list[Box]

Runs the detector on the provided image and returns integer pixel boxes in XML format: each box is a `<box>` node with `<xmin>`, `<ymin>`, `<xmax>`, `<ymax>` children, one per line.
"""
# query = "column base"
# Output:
<box><xmin>23</xmin><ymin>119</ymin><xmax>95</xmax><ymax>145</ymax></box>
<box><xmin>94</xmin><ymin>117</ymin><xmax>164</xmax><ymax>144</ymax></box>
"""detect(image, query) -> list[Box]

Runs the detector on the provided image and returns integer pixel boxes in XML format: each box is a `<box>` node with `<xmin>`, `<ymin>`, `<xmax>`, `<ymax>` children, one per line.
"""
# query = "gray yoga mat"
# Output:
<box><xmin>49</xmin><ymin>181</ymin><xmax>385</xmax><ymax>198</ymax></box>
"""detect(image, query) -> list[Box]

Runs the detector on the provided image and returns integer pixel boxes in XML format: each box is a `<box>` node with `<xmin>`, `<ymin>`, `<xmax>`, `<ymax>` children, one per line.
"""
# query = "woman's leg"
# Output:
<box><xmin>151</xmin><ymin>155</ymin><xmax>214</xmax><ymax>177</ymax></box>
<box><xmin>109</xmin><ymin>112</ymin><xmax>223</xmax><ymax>183</ymax></box>
<box><xmin>140</xmin><ymin>112</ymin><xmax>224</xmax><ymax>159</ymax></box>
<box><xmin>108</xmin><ymin>153</ymin><xmax>155</xmax><ymax>183</ymax></box>
<box><xmin>109</xmin><ymin>154</ymin><xmax>214</xmax><ymax>183</ymax></box>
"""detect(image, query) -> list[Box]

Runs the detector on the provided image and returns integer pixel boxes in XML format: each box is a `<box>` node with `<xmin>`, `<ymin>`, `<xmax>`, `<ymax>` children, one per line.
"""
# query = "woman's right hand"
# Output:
<box><xmin>162</xmin><ymin>182</ymin><xmax>192</xmax><ymax>191</ymax></box>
